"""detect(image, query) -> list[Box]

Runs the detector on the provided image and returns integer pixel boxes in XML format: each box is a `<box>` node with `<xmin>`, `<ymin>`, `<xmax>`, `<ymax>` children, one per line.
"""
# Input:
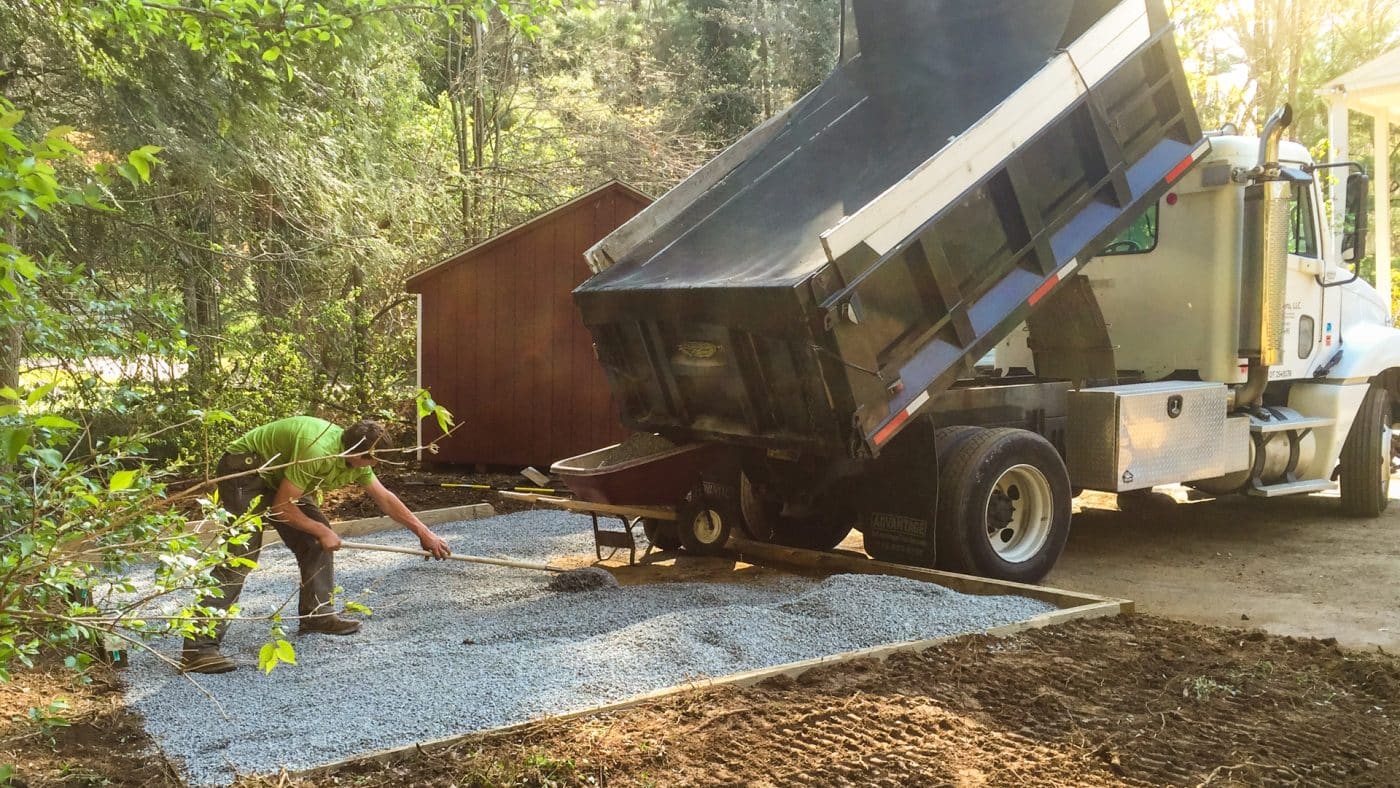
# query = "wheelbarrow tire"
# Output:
<box><xmin>642</xmin><ymin>519</ymin><xmax>683</xmax><ymax>552</ymax></box>
<box><xmin>676</xmin><ymin>496</ymin><xmax>737</xmax><ymax>556</ymax></box>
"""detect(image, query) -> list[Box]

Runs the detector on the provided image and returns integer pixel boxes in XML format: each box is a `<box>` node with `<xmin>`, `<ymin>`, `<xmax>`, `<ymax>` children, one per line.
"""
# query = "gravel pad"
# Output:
<box><xmin>120</xmin><ymin>510</ymin><xmax>1055</xmax><ymax>785</ymax></box>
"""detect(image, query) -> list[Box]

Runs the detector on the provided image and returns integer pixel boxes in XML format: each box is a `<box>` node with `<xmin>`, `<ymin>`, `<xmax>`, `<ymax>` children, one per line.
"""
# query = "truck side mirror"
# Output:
<box><xmin>1343</xmin><ymin>172</ymin><xmax>1370</xmax><ymax>263</ymax></box>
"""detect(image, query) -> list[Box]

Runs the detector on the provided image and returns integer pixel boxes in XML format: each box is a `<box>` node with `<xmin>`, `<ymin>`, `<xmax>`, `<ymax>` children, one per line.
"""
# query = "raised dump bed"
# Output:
<box><xmin>576</xmin><ymin>0</ymin><xmax>1203</xmax><ymax>459</ymax></box>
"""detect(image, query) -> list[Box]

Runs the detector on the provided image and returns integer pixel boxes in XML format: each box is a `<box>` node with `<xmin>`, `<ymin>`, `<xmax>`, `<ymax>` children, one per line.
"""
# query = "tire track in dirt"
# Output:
<box><xmin>268</xmin><ymin>616</ymin><xmax>1400</xmax><ymax>787</ymax></box>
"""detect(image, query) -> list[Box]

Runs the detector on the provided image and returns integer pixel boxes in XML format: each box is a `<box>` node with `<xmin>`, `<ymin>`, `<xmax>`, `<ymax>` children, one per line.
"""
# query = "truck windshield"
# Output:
<box><xmin>1099</xmin><ymin>203</ymin><xmax>1159</xmax><ymax>256</ymax></box>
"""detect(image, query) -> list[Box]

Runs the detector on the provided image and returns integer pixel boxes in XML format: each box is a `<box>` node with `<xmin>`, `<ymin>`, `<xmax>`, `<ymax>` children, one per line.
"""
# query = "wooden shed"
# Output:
<box><xmin>406</xmin><ymin>181</ymin><xmax>650</xmax><ymax>468</ymax></box>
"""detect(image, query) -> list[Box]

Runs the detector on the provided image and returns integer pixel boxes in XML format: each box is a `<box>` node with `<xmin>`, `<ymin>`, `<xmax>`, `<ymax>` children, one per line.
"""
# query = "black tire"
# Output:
<box><xmin>935</xmin><ymin>427</ymin><xmax>1072</xmax><ymax>583</ymax></box>
<box><xmin>675</xmin><ymin>492</ymin><xmax>737</xmax><ymax>555</ymax></box>
<box><xmin>642</xmin><ymin>519</ymin><xmax>683</xmax><ymax>552</ymax></box>
<box><xmin>928</xmin><ymin>426</ymin><xmax>988</xmax><ymax>569</ymax></box>
<box><xmin>1116</xmin><ymin>488</ymin><xmax>1177</xmax><ymax>515</ymax></box>
<box><xmin>1340</xmin><ymin>383</ymin><xmax>1392</xmax><ymax>517</ymax></box>
<box><xmin>935</xmin><ymin>425</ymin><xmax>984</xmax><ymax>465</ymax></box>
<box><xmin>772</xmin><ymin>508</ymin><xmax>855</xmax><ymax>552</ymax></box>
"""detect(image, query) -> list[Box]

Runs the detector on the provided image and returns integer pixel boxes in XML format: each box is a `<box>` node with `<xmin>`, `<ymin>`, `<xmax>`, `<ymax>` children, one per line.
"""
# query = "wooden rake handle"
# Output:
<box><xmin>338</xmin><ymin>540</ymin><xmax>562</xmax><ymax>574</ymax></box>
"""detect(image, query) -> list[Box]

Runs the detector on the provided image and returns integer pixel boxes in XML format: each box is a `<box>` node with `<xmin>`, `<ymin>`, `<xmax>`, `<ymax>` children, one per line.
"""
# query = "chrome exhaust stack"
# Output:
<box><xmin>1233</xmin><ymin>104</ymin><xmax>1293</xmax><ymax>410</ymax></box>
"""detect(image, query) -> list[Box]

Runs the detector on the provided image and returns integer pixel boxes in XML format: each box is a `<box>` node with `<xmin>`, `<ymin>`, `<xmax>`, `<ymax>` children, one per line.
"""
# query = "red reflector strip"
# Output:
<box><xmin>1028</xmin><ymin>258</ymin><xmax>1079</xmax><ymax>307</ymax></box>
<box><xmin>872</xmin><ymin>409</ymin><xmax>911</xmax><ymax>447</ymax></box>
<box><xmin>1028</xmin><ymin>276</ymin><xmax>1059</xmax><ymax>306</ymax></box>
<box><xmin>872</xmin><ymin>390</ymin><xmax>932</xmax><ymax>446</ymax></box>
<box><xmin>1165</xmin><ymin>141</ymin><xmax>1211</xmax><ymax>184</ymax></box>
<box><xmin>1164</xmin><ymin>155</ymin><xmax>1194</xmax><ymax>184</ymax></box>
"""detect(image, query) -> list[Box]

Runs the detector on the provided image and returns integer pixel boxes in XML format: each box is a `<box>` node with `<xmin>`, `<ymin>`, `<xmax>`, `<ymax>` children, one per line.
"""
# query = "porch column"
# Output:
<box><xmin>1376</xmin><ymin>110</ymin><xmax>1392</xmax><ymax>315</ymax></box>
<box><xmin>1326</xmin><ymin>93</ymin><xmax>1350</xmax><ymax>269</ymax></box>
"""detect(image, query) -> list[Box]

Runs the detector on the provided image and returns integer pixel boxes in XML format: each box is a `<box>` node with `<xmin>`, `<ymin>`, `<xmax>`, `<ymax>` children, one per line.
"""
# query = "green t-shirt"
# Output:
<box><xmin>227</xmin><ymin>416</ymin><xmax>376</xmax><ymax>493</ymax></box>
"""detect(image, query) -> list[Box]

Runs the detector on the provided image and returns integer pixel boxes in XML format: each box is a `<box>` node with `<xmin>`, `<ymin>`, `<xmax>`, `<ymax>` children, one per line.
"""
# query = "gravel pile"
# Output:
<box><xmin>545</xmin><ymin>566</ymin><xmax>619</xmax><ymax>592</ymax></box>
<box><xmin>119</xmin><ymin>510</ymin><xmax>1054</xmax><ymax>785</ymax></box>
<box><xmin>578</xmin><ymin>432</ymin><xmax>677</xmax><ymax>469</ymax></box>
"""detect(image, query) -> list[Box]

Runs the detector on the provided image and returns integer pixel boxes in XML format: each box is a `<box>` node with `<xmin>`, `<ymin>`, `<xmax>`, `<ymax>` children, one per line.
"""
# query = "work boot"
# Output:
<box><xmin>180</xmin><ymin>646</ymin><xmax>237</xmax><ymax>674</ymax></box>
<box><xmin>299</xmin><ymin>613</ymin><xmax>361</xmax><ymax>636</ymax></box>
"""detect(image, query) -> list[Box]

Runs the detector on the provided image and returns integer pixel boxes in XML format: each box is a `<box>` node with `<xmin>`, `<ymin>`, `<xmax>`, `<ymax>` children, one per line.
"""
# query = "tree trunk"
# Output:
<box><xmin>0</xmin><ymin>215</ymin><xmax>19</xmax><ymax>393</ymax></box>
<box><xmin>446</xmin><ymin>9</ymin><xmax>473</xmax><ymax>243</ymax></box>
<box><xmin>178</xmin><ymin>197</ymin><xmax>220</xmax><ymax>400</ymax></box>
<box><xmin>757</xmin><ymin>0</ymin><xmax>771</xmax><ymax>117</ymax></box>
<box><xmin>349</xmin><ymin>264</ymin><xmax>370</xmax><ymax>410</ymax></box>
<box><xmin>469</xmin><ymin>16</ymin><xmax>488</xmax><ymax>242</ymax></box>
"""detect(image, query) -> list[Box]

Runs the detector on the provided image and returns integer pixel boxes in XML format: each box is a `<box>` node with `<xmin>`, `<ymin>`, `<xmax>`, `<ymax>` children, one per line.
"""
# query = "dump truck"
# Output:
<box><xmin>555</xmin><ymin>0</ymin><xmax>1397</xmax><ymax>584</ymax></box>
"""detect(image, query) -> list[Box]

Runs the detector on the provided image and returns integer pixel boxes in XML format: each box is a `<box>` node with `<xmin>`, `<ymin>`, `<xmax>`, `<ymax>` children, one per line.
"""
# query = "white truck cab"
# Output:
<box><xmin>997</xmin><ymin>126</ymin><xmax>1400</xmax><ymax>501</ymax></box>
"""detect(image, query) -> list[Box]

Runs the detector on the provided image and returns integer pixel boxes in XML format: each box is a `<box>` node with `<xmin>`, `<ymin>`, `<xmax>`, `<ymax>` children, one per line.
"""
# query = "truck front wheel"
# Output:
<box><xmin>936</xmin><ymin>428</ymin><xmax>1071</xmax><ymax>583</ymax></box>
<box><xmin>1339</xmin><ymin>383</ymin><xmax>1393</xmax><ymax>517</ymax></box>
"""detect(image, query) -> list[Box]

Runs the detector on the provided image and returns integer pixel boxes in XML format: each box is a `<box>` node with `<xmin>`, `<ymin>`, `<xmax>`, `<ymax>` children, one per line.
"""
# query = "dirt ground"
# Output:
<box><xmin>267</xmin><ymin>615</ymin><xmax>1400</xmax><ymax>787</ymax></box>
<box><xmin>6</xmin><ymin>615</ymin><xmax>1399</xmax><ymax>787</ymax></box>
<box><xmin>1047</xmin><ymin>488</ymin><xmax>1400</xmax><ymax>651</ymax></box>
<box><xmin>7</xmin><ymin>484</ymin><xmax>1400</xmax><ymax>785</ymax></box>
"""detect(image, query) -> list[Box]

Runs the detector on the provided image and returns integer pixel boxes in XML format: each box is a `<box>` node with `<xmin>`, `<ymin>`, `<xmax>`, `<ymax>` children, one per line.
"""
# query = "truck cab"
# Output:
<box><xmin>995</xmin><ymin>132</ymin><xmax>1396</xmax><ymax>494</ymax></box>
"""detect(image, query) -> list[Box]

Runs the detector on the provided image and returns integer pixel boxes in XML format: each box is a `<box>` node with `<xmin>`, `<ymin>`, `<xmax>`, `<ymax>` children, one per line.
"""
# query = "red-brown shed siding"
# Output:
<box><xmin>407</xmin><ymin>183</ymin><xmax>648</xmax><ymax>467</ymax></box>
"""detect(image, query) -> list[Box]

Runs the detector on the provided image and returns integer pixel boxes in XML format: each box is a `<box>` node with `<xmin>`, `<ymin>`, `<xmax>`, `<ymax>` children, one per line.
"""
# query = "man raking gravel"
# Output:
<box><xmin>182</xmin><ymin>416</ymin><xmax>452</xmax><ymax>674</ymax></box>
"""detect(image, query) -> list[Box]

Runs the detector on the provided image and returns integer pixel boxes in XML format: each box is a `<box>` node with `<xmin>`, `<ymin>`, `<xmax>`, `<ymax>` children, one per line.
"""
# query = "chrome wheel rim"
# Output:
<box><xmin>984</xmin><ymin>464</ymin><xmax>1054</xmax><ymax>564</ymax></box>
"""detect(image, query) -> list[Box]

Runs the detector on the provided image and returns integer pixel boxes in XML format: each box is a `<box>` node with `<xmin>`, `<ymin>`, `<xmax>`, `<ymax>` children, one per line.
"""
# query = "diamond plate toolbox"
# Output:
<box><xmin>1067</xmin><ymin>381</ymin><xmax>1249</xmax><ymax>492</ymax></box>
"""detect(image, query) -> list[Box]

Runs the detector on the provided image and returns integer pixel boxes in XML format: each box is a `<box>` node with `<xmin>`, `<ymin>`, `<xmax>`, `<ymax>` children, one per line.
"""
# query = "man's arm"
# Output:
<box><xmin>363</xmin><ymin>478</ymin><xmax>451</xmax><ymax>559</ymax></box>
<box><xmin>270</xmin><ymin>479</ymin><xmax>343</xmax><ymax>552</ymax></box>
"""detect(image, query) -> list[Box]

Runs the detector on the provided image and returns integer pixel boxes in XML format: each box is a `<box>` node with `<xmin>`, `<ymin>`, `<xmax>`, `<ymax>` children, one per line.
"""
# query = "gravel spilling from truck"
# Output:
<box><xmin>118</xmin><ymin>510</ymin><xmax>1053</xmax><ymax>785</ymax></box>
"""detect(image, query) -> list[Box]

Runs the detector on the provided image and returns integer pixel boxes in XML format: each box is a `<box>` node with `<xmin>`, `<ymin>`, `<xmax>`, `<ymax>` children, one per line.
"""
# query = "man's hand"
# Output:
<box><xmin>364</xmin><ymin>477</ymin><xmax>452</xmax><ymax>559</ymax></box>
<box><xmin>318</xmin><ymin>530</ymin><xmax>343</xmax><ymax>552</ymax></box>
<box><xmin>418</xmin><ymin>530</ymin><xmax>451</xmax><ymax>560</ymax></box>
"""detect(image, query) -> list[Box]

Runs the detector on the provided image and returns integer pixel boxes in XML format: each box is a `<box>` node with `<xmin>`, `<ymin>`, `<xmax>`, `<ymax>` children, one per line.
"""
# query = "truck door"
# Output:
<box><xmin>1273</xmin><ymin>177</ymin><xmax>1328</xmax><ymax>381</ymax></box>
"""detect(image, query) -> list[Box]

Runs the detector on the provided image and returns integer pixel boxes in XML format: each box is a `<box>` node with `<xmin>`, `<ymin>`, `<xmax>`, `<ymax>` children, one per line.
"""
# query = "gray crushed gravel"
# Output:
<box><xmin>119</xmin><ymin>509</ymin><xmax>1054</xmax><ymax>785</ymax></box>
<box><xmin>545</xmin><ymin>565</ymin><xmax>619</xmax><ymax>592</ymax></box>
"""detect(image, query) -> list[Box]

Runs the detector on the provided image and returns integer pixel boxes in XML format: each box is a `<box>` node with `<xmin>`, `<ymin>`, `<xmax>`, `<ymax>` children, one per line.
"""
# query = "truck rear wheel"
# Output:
<box><xmin>1339</xmin><ymin>384</ymin><xmax>1392</xmax><ymax>517</ymax></box>
<box><xmin>772</xmin><ymin>507</ymin><xmax>855</xmax><ymax>552</ymax></box>
<box><xmin>642</xmin><ymin>519</ymin><xmax>683</xmax><ymax>552</ymax></box>
<box><xmin>936</xmin><ymin>428</ymin><xmax>1071</xmax><ymax>583</ymax></box>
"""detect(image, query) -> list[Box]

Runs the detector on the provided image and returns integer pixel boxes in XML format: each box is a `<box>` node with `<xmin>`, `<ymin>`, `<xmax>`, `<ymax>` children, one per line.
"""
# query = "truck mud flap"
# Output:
<box><xmin>855</xmin><ymin>418</ymin><xmax>940</xmax><ymax>567</ymax></box>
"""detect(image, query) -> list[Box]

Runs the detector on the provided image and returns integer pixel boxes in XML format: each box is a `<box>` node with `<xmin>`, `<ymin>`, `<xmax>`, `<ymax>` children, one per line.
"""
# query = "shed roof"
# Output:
<box><xmin>1319</xmin><ymin>46</ymin><xmax>1400</xmax><ymax>118</ymax></box>
<box><xmin>405</xmin><ymin>180</ymin><xmax>652</xmax><ymax>291</ymax></box>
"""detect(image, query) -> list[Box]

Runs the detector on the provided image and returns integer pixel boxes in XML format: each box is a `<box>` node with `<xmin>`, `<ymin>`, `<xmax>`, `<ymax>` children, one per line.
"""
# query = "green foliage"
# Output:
<box><xmin>257</xmin><ymin>638</ymin><xmax>297</xmax><ymax>674</ymax></box>
<box><xmin>14</xmin><ymin>697</ymin><xmax>72</xmax><ymax>734</ymax></box>
<box><xmin>56</xmin><ymin>0</ymin><xmax>564</xmax><ymax>84</ymax></box>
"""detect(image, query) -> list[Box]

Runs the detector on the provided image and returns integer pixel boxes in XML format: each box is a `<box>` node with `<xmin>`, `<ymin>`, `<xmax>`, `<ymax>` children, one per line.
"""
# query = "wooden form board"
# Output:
<box><xmin>292</xmin><ymin>531</ymin><xmax>1130</xmax><ymax>779</ymax></box>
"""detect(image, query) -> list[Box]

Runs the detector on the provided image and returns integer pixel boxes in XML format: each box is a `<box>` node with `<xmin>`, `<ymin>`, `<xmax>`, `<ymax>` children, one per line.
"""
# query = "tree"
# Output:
<box><xmin>0</xmin><ymin>0</ymin><xmax>548</xmax><ymax>692</ymax></box>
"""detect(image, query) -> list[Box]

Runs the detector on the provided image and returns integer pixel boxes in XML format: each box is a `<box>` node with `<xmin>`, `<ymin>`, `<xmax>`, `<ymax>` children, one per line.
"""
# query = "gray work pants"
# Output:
<box><xmin>190</xmin><ymin>452</ymin><xmax>337</xmax><ymax>650</ymax></box>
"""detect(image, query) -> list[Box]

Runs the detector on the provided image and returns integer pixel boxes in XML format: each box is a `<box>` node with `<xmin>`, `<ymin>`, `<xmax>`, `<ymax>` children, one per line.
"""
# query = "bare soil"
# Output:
<box><xmin>10</xmin><ymin>487</ymin><xmax>1400</xmax><ymax>785</ymax></box>
<box><xmin>6</xmin><ymin>615</ymin><xmax>1399</xmax><ymax>787</ymax></box>
<box><xmin>262</xmin><ymin>615</ymin><xmax>1400</xmax><ymax>787</ymax></box>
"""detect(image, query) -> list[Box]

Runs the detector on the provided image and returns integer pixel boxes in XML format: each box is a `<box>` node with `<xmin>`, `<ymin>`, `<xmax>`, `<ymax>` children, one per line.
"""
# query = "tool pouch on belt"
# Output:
<box><xmin>218</xmin><ymin>452</ymin><xmax>263</xmax><ymax>475</ymax></box>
